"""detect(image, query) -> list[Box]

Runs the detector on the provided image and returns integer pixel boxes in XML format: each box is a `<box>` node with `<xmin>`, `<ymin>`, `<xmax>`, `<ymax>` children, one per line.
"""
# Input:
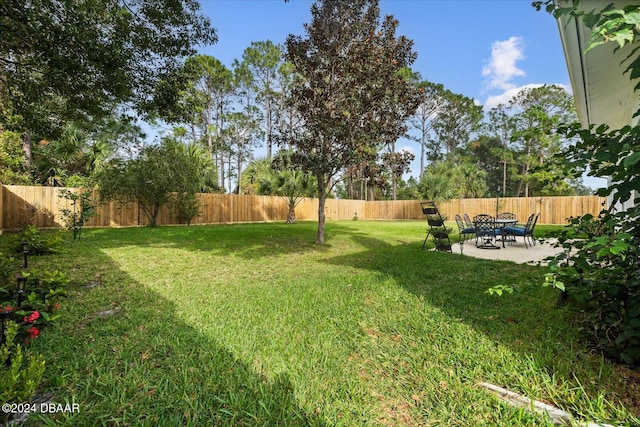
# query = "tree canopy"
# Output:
<box><xmin>0</xmin><ymin>0</ymin><xmax>217</xmax><ymax>137</ymax></box>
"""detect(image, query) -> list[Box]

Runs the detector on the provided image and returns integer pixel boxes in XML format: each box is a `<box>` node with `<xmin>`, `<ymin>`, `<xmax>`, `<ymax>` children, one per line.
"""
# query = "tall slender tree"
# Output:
<box><xmin>285</xmin><ymin>0</ymin><xmax>421</xmax><ymax>243</ymax></box>
<box><xmin>406</xmin><ymin>80</ymin><xmax>445</xmax><ymax>179</ymax></box>
<box><xmin>507</xmin><ymin>85</ymin><xmax>575</xmax><ymax>196</ymax></box>
<box><xmin>181</xmin><ymin>55</ymin><xmax>235</xmax><ymax>191</ymax></box>
<box><xmin>486</xmin><ymin>105</ymin><xmax>517</xmax><ymax>196</ymax></box>
<box><xmin>237</xmin><ymin>41</ymin><xmax>283</xmax><ymax>160</ymax></box>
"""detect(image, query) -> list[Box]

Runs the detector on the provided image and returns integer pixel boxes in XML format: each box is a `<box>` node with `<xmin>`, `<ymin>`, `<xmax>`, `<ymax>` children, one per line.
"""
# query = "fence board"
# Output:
<box><xmin>0</xmin><ymin>185</ymin><xmax>607</xmax><ymax>230</ymax></box>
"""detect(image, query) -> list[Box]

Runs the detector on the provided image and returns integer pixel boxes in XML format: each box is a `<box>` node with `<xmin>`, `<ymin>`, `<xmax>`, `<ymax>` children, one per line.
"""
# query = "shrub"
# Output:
<box><xmin>2</xmin><ymin>269</ymin><xmax>68</xmax><ymax>317</ymax></box>
<box><xmin>0</xmin><ymin>252</ymin><xmax>17</xmax><ymax>285</ymax></box>
<box><xmin>0</xmin><ymin>322</ymin><xmax>46</xmax><ymax>412</ymax></box>
<box><xmin>545</xmin><ymin>214</ymin><xmax>640</xmax><ymax>366</ymax></box>
<box><xmin>59</xmin><ymin>188</ymin><xmax>96</xmax><ymax>240</ymax></box>
<box><xmin>172</xmin><ymin>192</ymin><xmax>200</xmax><ymax>225</ymax></box>
<box><xmin>11</xmin><ymin>225</ymin><xmax>63</xmax><ymax>255</ymax></box>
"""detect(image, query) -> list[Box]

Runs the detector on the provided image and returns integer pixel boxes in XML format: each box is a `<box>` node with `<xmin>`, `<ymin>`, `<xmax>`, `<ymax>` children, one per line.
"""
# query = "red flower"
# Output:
<box><xmin>23</xmin><ymin>311</ymin><xmax>40</xmax><ymax>323</ymax></box>
<box><xmin>3</xmin><ymin>305</ymin><xmax>12</xmax><ymax>312</ymax></box>
<box><xmin>27</xmin><ymin>327</ymin><xmax>39</xmax><ymax>339</ymax></box>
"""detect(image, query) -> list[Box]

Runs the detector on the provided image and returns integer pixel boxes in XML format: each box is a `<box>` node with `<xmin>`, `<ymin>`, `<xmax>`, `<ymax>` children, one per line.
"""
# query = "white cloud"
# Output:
<box><xmin>483</xmin><ymin>83</ymin><xmax>573</xmax><ymax>110</ymax></box>
<box><xmin>482</xmin><ymin>36</ymin><xmax>526</xmax><ymax>91</ymax></box>
<box><xmin>484</xmin><ymin>83</ymin><xmax>544</xmax><ymax>110</ymax></box>
<box><xmin>398</xmin><ymin>145</ymin><xmax>414</xmax><ymax>155</ymax></box>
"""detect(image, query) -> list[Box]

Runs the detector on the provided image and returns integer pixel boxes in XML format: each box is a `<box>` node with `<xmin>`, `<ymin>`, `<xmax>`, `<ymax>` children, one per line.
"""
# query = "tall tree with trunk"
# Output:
<box><xmin>406</xmin><ymin>80</ymin><xmax>445</xmax><ymax>179</ymax></box>
<box><xmin>237</xmin><ymin>41</ymin><xmax>282</xmax><ymax>160</ymax></box>
<box><xmin>182</xmin><ymin>55</ymin><xmax>235</xmax><ymax>191</ymax></box>
<box><xmin>507</xmin><ymin>85</ymin><xmax>574</xmax><ymax>196</ymax></box>
<box><xmin>486</xmin><ymin>104</ymin><xmax>517</xmax><ymax>196</ymax></box>
<box><xmin>382</xmin><ymin>150</ymin><xmax>415</xmax><ymax>200</ymax></box>
<box><xmin>224</xmin><ymin>111</ymin><xmax>263</xmax><ymax>193</ymax></box>
<box><xmin>463</xmin><ymin>135</ymin><xmax>506</xmax><ymax>196</ymax></box>
<box><xmin>274</xmin><ymin>61</ymin><xmax>304</xmax><ymax>151</ymax></box>
<box><xmin>285</xmin><ymin>0</ymin><xmax>421</xmax><ymax>244</ymax></box>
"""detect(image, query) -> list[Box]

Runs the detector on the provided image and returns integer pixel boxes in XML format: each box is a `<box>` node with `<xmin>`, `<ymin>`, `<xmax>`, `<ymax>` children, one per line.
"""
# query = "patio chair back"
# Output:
<box><xmin>473</xmin><ymin>214</ymin><xmax>495</xmax><ymax>238</ymax></box>
<box><xmin>463</xmin><ymin>214</ymin><xmax>474</xmax><ymax>229</ymax></box>
<box><xmin>455</xmin><ymin>214</ymin><xmax>475</xmax><ymax>243</ymax></box>
<box><xmin>523</xmin><ymin>213</ymin><xmax>536</xmax><ymax>231</ymax></box>
<box><xmin>497</xmin><ymin>212</ymin><xmax>517</xmax><ymax>221</ymax></box>
<box><xmin>529</xmin><ymin>213</ymin><xmax>540</xmax><ymax>234</ymax></box>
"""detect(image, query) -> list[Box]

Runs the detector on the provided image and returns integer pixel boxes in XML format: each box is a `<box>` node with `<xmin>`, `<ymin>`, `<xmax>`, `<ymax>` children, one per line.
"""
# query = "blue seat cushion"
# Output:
<box><xmin>462</xmin><ymin>227</ymin><xmax>475</xmax><ymax>234</ymax></box>
<box><xmin>504</xmin><ymin>226</ymin><xmax>526</xmax><ymax>236</ymax></box>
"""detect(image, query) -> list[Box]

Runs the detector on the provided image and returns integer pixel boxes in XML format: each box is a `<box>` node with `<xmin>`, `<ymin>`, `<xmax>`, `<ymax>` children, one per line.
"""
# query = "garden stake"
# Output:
<box><xmin>16</xmin><ymin>276</ymin><xmax>27</xmax><ymax>308</ymax></box>
<box><xmin>22</xmin><ymin>241</ymin><xmax>28</xmax><ymax>268</ymax></box>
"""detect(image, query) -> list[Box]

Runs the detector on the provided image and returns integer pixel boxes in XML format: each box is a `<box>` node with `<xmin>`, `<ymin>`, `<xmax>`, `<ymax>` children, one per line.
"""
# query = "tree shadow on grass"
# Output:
<box><xmin>320</xmin><ymin>232</ymin><xmax>640</xmax><ymax>420</ymax></box>
<box><xmin>23</xmin><ymin>246</ymin><xmax>326</xmax><ymax>426</ymax></box>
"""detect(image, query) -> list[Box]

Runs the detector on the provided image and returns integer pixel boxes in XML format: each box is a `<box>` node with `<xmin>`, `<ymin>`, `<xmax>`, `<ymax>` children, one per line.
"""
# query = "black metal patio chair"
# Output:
<box><xmin>454</xmin><ymin>214</ymin><xmax>476</xmax><ymax>254</ymax></box>
<box><xmin>463</xmin><ymin>214</ymin><xmax>474</xmax><ymax>230</ymax></box>
<box><xmin>503</xmin><ymin>213</ymin><xmax>539</xmax><ymax>248</ymax></box>
<box><xmin>473</xmin><ymin>214</ymin><xmax>500</xmax><ymax>249</ymax></box>
<box><xmin>455</xmin><ymin>214</ymin><xmax>476</xmax><ymax>243</ymax></box>
<box><xmin>496</xmin><ymin>212</ymin><xmax>518</xmax><ymax>242</ymax></box>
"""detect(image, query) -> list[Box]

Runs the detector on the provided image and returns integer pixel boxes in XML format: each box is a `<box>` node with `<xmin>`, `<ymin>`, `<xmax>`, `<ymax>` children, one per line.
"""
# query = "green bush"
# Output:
<box><xmin>59</xmin><ymin>188</ymin><xmax>96</xmax><ymax>240</ymax></box>
<box><xmin>172</xmin><ymin>192</ymin><xmax>200</xmax><ymax>225</ymax></box>
<box><xmin>1</xmin><ymin>269</ymin><xmax>68</xmax><ymax>319</ymax></box>
<box><xmin>0</xmin><ymin>322</ymin><xmax>46</xmax><ymax>413</ymax></box>
<box><xmin>545</xmin><ymin>214</ymin><xmax>640</xmax><ymax>365</ymax></box>
<box><xmin>0</xmin><ymin>252</ymin><xmax>17</xmax><ymax>284</ymax></box>
<box><xmin>11</xmin><ymin>225</ymin><xmax>63</xmax><ymax>255</ymax></box>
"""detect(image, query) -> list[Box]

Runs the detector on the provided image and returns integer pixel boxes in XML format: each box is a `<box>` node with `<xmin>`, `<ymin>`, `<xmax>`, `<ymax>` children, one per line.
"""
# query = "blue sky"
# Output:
<box><xmin>192</xmin><ymin>0</ymin><xmax>605</xmax><ymax>188</ymax></box>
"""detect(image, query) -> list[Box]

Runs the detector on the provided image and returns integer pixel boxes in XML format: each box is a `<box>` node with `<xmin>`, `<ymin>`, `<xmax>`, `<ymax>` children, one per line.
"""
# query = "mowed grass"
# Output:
<box><xmin>7</xmin><ymin>221</ymin><xmax>639</xmax><ymax>426</ymax></box>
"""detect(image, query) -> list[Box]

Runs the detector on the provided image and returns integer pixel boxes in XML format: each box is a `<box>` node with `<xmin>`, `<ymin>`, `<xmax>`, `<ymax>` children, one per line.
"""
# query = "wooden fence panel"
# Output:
<box><xmin>0</xmin><ymin>184</ymin><xmax>607</xmax><ymax>230</ymax></box>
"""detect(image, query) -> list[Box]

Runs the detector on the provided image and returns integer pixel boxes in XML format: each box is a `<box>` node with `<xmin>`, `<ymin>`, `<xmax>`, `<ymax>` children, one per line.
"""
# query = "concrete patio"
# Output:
<box><xmin>451</xmin><ymin>238</ymin><xmax>565</xmax><ymax>264</ymax></box>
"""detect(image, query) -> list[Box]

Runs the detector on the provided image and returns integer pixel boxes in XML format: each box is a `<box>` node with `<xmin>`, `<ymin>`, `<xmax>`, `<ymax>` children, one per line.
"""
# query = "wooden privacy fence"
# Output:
<box><xmin>0</xmin><ymin>185</ymin><xmax>607</xmax><ymax>230</ymax></box>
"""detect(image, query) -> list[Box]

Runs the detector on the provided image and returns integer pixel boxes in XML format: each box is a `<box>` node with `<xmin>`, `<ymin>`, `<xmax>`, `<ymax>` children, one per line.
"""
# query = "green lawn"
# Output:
<box><xmin>6</xmin><ymin>221</ymin><xmax>639</xmax><ymax>426</ymax></box>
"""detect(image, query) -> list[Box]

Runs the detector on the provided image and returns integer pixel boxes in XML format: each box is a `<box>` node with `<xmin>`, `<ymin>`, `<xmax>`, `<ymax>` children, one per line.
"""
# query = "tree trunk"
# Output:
<box><xmin>286</xmin><ymin>202</ymin><xmax>296</xmax><ymax>224</ymax></box>
<box><xmin>419</xmin><ymin>129</ymin><xmax>426</xmax><ymax>180</ymax></box>
<box><xmin>227</xmin><ymin>155</ymin><xmax>233</xmax><ymax>193</ymax></box>
<box><xmin>502</xmin><ymin>158</ymin><xmax>507</xmax><ymax>197</ymax></box>
<box><xmin>392</xmin><ymin>178</ymin><xmax>397</xmax><ymax>201</ymax></box>
<box><xmin>151</xmin><ymin>206</ymin><xmax>159</xmax><ymax>227</ymax></box>
<box><xmin>266</xmin><ymin>96</ymin><xmax>273</xmax><ymax>160</ymax></box>
<box><xmin>190</xmin><ymin>123</ymin><xmax>197</xmax><ymax>145</ymax></box>
<box><xmin>22</xmin><ymin>132</ymin><xmax>33</xmax><ymax>170</ymax></box>
<box><xmin>316</xmin><ymin>180</ymin><xmax>327</xmax><ymax>244</ymax></box>
<box><xmin>236</xmin><ymin>151</ymin><xmax>242</xmax><ymax>194</ymax></box>
<box><xmin>390</xmin><ymin>141</ymin><xmax>397</xmax><ymax>200</ymax></box>
<box><xmin>515</xmin><ymin>165</ymin><xmax>525</xmax><ymax>197</ymax></box>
